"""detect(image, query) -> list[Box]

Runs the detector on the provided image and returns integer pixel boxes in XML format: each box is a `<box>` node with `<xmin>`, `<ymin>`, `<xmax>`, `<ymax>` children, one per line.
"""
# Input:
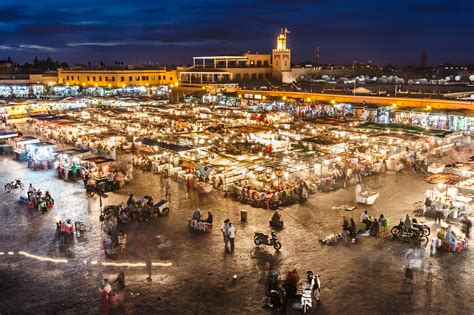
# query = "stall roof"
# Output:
<box><xmin>56</xmin><ymin>148</ymin><xmax>90</xmax><ymax>156</ymax></box>
<box><xmin>13</xmin><ymin>136</ymin><xmax>38</xmax><ymax>143</ymax></box>
<box><xmin>424</xmin><ymin>173</ymin><xmax>462</xmax><ymax>185</ymax></box>
<box><xmin>358</xmin><ymin>123</ymin><xmax>452</xmax><ymax>138</ymax></box>
<box><xmin>29</xmin><ymin>141</ymin><xmax>56</xmax><ymax>148</ymax></box>
<box><xmin>82</xmin><ymin>156</ymin><xmax>115</xmax><ymax>165</ymax></box>
<box><xmin>141</xmin><ymin>138</ymin><xmax>193</xmax><ymax>152</ymax></box>
<box><xmin>0</xmin><ymin>131</ymin><xmax>18</xmax><ymax>140</ymax></box>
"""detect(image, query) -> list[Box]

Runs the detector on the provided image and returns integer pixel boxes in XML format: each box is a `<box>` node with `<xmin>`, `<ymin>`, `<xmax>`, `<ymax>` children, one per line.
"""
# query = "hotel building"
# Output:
<box><xmin>57</xmin><ymin>68</ymin><xmax>178</xmax><ymax>88</ymax></box>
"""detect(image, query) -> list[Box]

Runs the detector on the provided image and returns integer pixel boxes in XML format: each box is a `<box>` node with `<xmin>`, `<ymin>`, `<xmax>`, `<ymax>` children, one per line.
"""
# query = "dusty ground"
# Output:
<box><xmin>0</xmin><ymin>147</ymin><xmax>473</xmax><ymax>314</ymax></box>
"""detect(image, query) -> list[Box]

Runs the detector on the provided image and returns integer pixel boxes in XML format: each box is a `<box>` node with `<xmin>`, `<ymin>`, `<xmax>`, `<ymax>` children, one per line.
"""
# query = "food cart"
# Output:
<box><xmin>356</xmin><ymin>191</ymin><xmax>379</xmax><ymax>205</ymax></box>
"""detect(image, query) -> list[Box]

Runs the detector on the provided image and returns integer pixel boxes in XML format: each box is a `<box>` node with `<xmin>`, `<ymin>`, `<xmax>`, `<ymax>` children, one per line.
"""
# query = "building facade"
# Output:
<box><xmin>179</xmin><ymin>29</ymin><xmax>292</xmax><ymax>85</ymax></box>
<box><xmin>57</xmin><ymin>68</ymin><xmax>178</xmax><ymax>87</ymax></box>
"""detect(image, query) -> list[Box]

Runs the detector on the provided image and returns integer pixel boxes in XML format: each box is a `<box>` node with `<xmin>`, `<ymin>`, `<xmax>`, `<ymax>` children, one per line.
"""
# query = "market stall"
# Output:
<box><xmin>11</xmin><ymin>136</ymin><xmax>40</xmax><ymax>161</ymax></box>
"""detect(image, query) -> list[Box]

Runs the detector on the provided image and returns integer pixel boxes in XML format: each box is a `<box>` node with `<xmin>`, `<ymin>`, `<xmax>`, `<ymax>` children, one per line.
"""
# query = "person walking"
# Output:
<box><xmin>221</xmin><ymin>219</ymin><xmax>230</xmax><ymax>252</ymax></box>
<box><xmin>434</xmin><ymin>200</ymin><xmax>444</xmax><ymax>224</ymax></box>
<box><xmin>146</xmin><ymin>250</ymin><xmax>152</xmax><ymax>282</ymax></box>
<box><xmin>228</xmin><ymin>222</ymin><xmax>236</xmax><ymax>252</ymax></box>
<box><xmin>117</xmin><ymin>231</ymin><xmax>127</xmax><ymax>254</ymax></box>
<box><xmin>461</xmin><ymin>215</ymin><xmax>472</xmax><ymax>239</ymax></box>
<box><xmin>165</xmin><ymin>178</ymin><xmax>171</xmax><ymax>200</ymax></box>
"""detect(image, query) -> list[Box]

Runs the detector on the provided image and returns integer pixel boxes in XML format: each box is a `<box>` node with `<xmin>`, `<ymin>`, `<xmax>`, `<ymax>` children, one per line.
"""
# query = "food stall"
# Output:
<box><xmin>356</xmin><ymin>191</ymin><xmax>379</xmax><ymax>205</ymax></box>
<box><xmin>424</xmin><ymin>174</ymin><xmax>472</xmax><ymax>219</ymax></box>
<box><xmin>11</xmin><ymin>136</ymin><xmax>40</xmax><ymax>161</ymax></box>
<box><xmin>26</xmin><ymin>141</ymin><xmax>57</xmax><ymax>170</ymax></box>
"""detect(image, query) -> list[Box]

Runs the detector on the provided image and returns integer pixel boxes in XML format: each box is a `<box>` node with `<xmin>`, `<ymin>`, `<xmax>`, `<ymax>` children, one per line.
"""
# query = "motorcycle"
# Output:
<box><xmin>412</xmin><ymin>220</ymin><xmax>431</xmax><ymax>237</ymax></box>
<box><xmin>301</xmin><ymin>271</ymin><xmax>321</xmax><ymax>314</ymax></box>
<box><xmin>254</xmin><ymin>232</ymin><xmax>282</xmax><ymax>250</ymax></box>
<box><xmin>391</xmin><ymin>219</ymin><xmax>421</xmax><ymax>240</ymax></box>
<box><xmin>5</xmin><ymin>179</ymin><xmax>24</xmax><ymax>193</ymax></box>
<box><xmin>262</xmin><ymin>271</ymin><xmax>285</xmax><ymax>309</ymax></box>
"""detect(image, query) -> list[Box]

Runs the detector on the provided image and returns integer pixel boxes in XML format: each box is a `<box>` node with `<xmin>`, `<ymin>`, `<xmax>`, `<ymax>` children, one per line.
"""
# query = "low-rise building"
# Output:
<box><xmin>57</xmin><ymin>68</ymin><xmax>178</xmax><ymax>87</ymax></box>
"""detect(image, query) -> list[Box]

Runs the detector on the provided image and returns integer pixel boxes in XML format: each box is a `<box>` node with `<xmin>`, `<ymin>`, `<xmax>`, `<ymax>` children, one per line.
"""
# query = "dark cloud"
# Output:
<box><xmin>0</xmin><ymin>0</ymin><xmax>472</xmax><ymax>65</ymax></box>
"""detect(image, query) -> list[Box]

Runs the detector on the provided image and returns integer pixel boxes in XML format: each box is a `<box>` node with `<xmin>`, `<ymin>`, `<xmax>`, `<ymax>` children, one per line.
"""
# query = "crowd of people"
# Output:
<box><xmin>342</xmin><ymin>210</ymin><xmax>390</xmax><ymax>241</ymax></box>
<box><xmin>24</xmin><ymin>183</ymin><xmax>54</xmax><ymax>213</ymax></box>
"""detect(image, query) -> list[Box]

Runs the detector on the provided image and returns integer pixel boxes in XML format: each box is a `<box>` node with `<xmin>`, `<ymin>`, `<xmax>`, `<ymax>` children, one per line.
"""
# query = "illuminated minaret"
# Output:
<box><xmin>272</xmin><ymin>28</ymin><xmax>291</xmax><ymax>80</ymax></box>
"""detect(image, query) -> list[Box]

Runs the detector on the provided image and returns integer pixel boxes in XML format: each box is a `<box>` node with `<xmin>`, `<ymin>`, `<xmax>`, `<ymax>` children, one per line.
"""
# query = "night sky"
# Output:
<box><xmin>1</xmin><ymin>0</ymin><xmax>473</xmax><ymax>66</ymax></box>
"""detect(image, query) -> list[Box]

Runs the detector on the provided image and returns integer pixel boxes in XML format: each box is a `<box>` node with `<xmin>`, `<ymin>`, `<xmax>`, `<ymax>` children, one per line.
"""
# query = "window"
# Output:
<box><xmin>93</xmin><ymin>76</ymin><xmax>96</xmax><ymax>81</ymax></box>
<box><xmin>129</xmin><ymin>76</ymin><xmax>133</xmax><ymax>81</ymax></box>
<box><xmin>258</xmin><ymin>74</ymin><xmax>263</xmax><ymax>79</ymax></box>
<box><xmin>264</xmin><ymin>60</ymin><xmax>269</xmax><ymax>66</ymax></box>
<box><xmin>284</xmin><ymin>60</ymin><xmax>287</xmax><ymax>67</ymax></box>
<box><xmin>251</xmin><ymin>73</ymin><xmax>257</xmax><ymax>80</ymax></box>
<box><xmin>112</xmin><ymin>77</ymin><xmax>115</xmax><ymax>82</ymax></box>
<box><xmin>105</xmin><ymin>76</ymin><xmax>108</xmax><ymax>82</ymax></box>
<box><xmin>77</xmin><ymin>76</ymin><xmax>79</xmax><ymax>81</ymax></box>
<box><xmin>141</xmin><ymin>76</ymin><xmax>145</xmax><ymax>81</ymax></box>
<box><xmin>121</xmin><ymin>77</ymin><xmax>124</xmax><ymax>82</ymax></box>
<box><xmin>163</xmin><ymin>76</ymin><xmax>166</xmax><ymax>81</ymax></box>
<box><xmin>257</xmin><ymin>60</ymin><xmax>262</xmax><ymax>66</ymax></box>
<box><xmin>87</xmin><ymin>76</ymin><xmax>90</xmax><ymax>81</ymax></box>
<box><xmin>158</xmin><ymin>75</ymin><xmax>161</xmax><ymax>80</ymax></box>
<box><xmin>276</xmin><ymin>61</ymin><xmax>279</xmax><ymax>67</ymax></box>
<box><xmin>235</xmin><ymin>74</ymin><xmax>241</xmax><ymax>80</ymax></box>
<box><xmin>152</xmin><ymin>76</ymin><xmax>155</xmax><ymax>80</ymax></box>
<box><xmin>99</xmin><ymin>76</ymin><xmax>102</xmax><ymax>81</ymax></box>
<box><xmin>243</xmin><ymin>73</ymin><xmax>249</xmax><ymax>80</ymax></box>
<box><xmin>146</xmin><ymin>76</ymin><xmax>149</xmax><ymax>80</ymax></box>
<box><xmin>136</xmin><ymin>76</ymin><xmax>140</xmax><ymax>81</ymax></box>
<box><xmin>66</xmin><ymin>76</ymin><xmax>69</xmax><ymax>80</ymax></box>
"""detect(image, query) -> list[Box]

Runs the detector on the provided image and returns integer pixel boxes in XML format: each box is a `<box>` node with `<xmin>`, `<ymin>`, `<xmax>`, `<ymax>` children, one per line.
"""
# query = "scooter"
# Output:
<box><xmin>4</xmin><ymin>179</ymin><xmax>24</xmax><ymax>193</ymax></box>
<box><xmin>301</xmin><ymin>271</ymin><xmax>321</xmax><ymax>314</ymax></box>
<box><xmin>261</xmin><ymin>271</ymin><xmax>285</xmax><ymax>309</ymax></box>
<box><xmin>254</xmin><ymin>232</ymin><xmax>282</xmax><ymax>250</ymax></box>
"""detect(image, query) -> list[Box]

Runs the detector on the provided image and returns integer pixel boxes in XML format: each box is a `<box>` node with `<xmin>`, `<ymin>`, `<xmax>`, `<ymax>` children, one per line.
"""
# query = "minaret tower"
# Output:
<box><xmin>272</xmin><ymin>28</ymin><xmax>291</xmax><ymax>80</ymax></box>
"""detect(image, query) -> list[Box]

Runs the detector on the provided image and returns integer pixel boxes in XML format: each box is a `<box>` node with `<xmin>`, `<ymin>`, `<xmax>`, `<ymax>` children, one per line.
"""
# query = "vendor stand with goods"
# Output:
<box><xmin>26</xmin><ymin>141</ymin><xmax>56</xmax><ymax>170</ymax></box>
<box><xmin>423</xmin><ymin>174</ymin><xmax>472</xmax><ymax>220</ymax></box>
<box><xmin>55</xmin><ymin>148</ymin><xmax>91</xmax><ymax>181</ymax></box>
<box><xmin>355</xmin><ymin>183</ymin><xmax>379</xmax><ymax>205</ymax></box>
<box><xmin>432</xmin><ymin>225</ymin><xmax>468</xmax><ymax>253</ymax></box>
<box><xmin>11</xmin><ymin>136</ymin><xmax>39</xmax><ymax>161</ymax></box>
<box><xmin>81</xmin><ymin>156</ymin><xmax>129</xmax><ymax>192</ymax></box>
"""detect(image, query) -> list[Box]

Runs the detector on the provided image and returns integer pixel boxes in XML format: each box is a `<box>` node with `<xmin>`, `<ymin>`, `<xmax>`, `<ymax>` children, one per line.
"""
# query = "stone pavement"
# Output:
<box><xmin>1</xmin><ymin>154</ymin><xmax>473</xmax><ymax>314</ymax></box>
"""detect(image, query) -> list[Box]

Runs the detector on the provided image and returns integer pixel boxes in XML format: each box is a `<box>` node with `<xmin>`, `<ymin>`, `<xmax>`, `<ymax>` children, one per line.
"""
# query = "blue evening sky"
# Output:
<box><xmin>0</xmin><ymin>0</ymin><xmax>472</xmax><ymax>65</ymax></box>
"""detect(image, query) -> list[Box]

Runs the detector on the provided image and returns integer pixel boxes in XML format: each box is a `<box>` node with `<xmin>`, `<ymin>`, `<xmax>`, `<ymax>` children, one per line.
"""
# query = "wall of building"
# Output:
<box><xmin>282</xmin><ymin>67</ymin><xmax>357</xmax><ymax>83</ymax></box>
<box><xmin>245</xmin><ymin>54</ymin><xmax>272</xmax><ymax>67</ymax></box>
<box><xmin>226</xmin><ymin>67</ymin><xmax>272</xmax><ymax>81</ymax></box>
<box><xmin>57</xmin><ymin>69</ymin><xmax>178</xmax><ymax>87</ymax></box>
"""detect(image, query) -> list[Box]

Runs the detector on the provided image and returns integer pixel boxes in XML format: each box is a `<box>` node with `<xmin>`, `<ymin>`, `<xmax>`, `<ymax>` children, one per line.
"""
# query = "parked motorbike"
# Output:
<box><xmin>301</xmin><ymin>271</ymin><xmax>321</xmax><ymax>314</ymax></box>
<box><xmin>254</xmin><ymin>232</ymin><xmax>281</xmax><ymax>250</ymax></box>
<box><xmin>412</xmin><ymin>219</ymin><xmax>431</xmax><ymax>237</ymax></box>
<box><xmin>5</xmin><ymin>179</ymin><xmax>24</xmax><ymax>193</ymax></box>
